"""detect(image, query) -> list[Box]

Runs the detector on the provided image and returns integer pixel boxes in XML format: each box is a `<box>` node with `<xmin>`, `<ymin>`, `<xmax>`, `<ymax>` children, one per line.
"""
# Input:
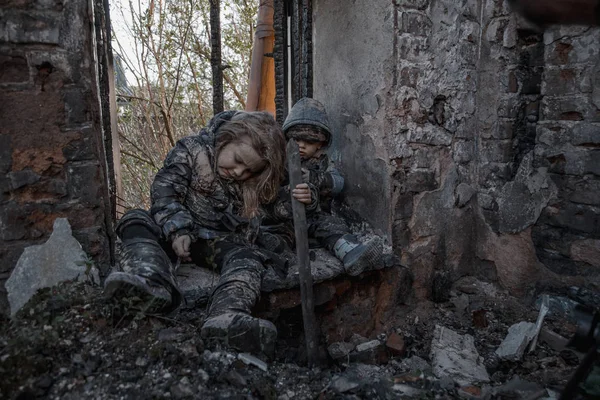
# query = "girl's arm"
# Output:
<box><xmin>150</xmin><ymin>137</ymin><xmax>198</xmax><ymax>243</ymax></box>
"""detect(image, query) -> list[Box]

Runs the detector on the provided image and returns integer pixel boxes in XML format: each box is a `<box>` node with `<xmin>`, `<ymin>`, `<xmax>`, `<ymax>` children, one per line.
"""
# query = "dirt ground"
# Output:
<box><xmin>0</xmin><ymin>277</ymin><xmax>591</xmax><ymax>400</ymax></box>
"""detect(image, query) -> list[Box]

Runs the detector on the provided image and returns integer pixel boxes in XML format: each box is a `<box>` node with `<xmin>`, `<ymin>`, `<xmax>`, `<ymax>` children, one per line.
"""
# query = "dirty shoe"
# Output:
<box><xmin>104</xmin><ymin>271</ymin><xmax>176</xmax><ymax>314</ymax></box>
<box><xmin>201</xmin><ymin>312</ymin><xmax>278</xmax><ymax>357</ymax></box>
<box><xmin>334</xmin><ymin>234</ymin><xmax>384</xmax><ymax>276</ymax></box>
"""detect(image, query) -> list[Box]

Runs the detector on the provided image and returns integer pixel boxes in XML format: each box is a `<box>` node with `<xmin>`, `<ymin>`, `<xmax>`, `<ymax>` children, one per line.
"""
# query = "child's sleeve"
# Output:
<box><xmin>307</xmin><ymin>157</ymin><xmax>345</xmax><ymax>199</ymax></box>
<box><xmin>150</xmin><ymin>138</ymin><xmax>197</xmax><ymax>242</ymax></box>
<box><xmin>272</xmin><ymin>179</ymin><xmax>320</xmax><ymax>221</ymax></box>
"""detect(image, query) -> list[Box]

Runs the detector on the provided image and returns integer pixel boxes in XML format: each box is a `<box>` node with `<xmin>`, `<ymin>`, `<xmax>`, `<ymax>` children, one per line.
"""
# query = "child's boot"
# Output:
<box><xmin>201</xmin><ymin>256</ymin><xmax>277</xmax><ymax>357</ymax></box>
<box><xmin>104</xmin><ymin>210</ymin><xmax>182</xmax><ymax>314</ymax></box>
<box><xmin>333</xmin><ymin>234</ymin><xmax>384</xmax><ymax>276</ymax></box>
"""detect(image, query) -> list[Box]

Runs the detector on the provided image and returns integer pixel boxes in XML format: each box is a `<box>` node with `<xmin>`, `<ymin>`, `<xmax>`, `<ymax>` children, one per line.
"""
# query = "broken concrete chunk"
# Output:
<box><xmin>495</xmin><ymin>322</ymin><xmax>537</xmax><ymax>361</ymax></box>
<box><xmin>328</xmin><ymin>341</ymin><xmax>355</xmax><ymax>360</ymax></box>
<box><xmin>400</xmin><ymin>356</ymin><xmax>432</xmax><ymax>373</ymax></box>
<box><xmin>351</xmin><ymin>340</ymin><xmax>389</xmax><ymax>365</ymax></box>
<box><xmin>430</xmin><ymin>325</ymin><xmax>490</xmax><ymax>386</ymax></box>
<box><xmin>238</xmin><ymin>353</ymin><xmax>268</xmax><ymax>372</ymax></box>
<box><xmin>6</xmin><ymin>218</ymin><xmax>88</xmax><ymax>316</ymax></box>
<box><xmin>385</xmin><ymin>332</ymin><xmax>406</xmax><ymax>357</ymax></box>
<box><xmin>330</xmin><ymin>375</ymin><xmax>360</xmax><ymax>393</ymax></box>
<box><xmin>494</xmin><ymin>376</ymin><xmax>544</xmax><ymax>398</ymax></box>
<box><xmin>539</xmin><ymin>328</ymin><xmax>569</xmax><ymax>352</ymax></box>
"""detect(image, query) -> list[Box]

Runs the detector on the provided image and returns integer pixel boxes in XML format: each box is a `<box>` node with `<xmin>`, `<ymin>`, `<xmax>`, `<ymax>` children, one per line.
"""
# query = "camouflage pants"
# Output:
<box><xmin>117</xmin><ymin>209</ymin><xmax>279</xmax><ymax>317</ymax></box>
<box><xmin>307</xmin><ymin>212</ymin><xmax>351</xmax><ymax>250</ymax></box>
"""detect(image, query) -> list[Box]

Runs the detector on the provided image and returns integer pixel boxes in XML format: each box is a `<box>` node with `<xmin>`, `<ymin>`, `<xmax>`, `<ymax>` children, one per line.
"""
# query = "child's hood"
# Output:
<box><xmin>282</xmin><ymin>98</ymin><xmax>331</xmax><ymax>140</ymax></box>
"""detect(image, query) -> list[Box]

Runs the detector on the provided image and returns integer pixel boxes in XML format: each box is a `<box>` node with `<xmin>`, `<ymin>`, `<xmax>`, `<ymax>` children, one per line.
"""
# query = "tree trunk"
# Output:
<box><xmin>210</xmin><ymin>0</ymin><xmax>224</xmax><ymax>114</ymax></box>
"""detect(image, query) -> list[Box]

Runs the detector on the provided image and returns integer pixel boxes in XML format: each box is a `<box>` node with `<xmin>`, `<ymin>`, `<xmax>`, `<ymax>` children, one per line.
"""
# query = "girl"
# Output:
<box><xmin>105</xmin><ymin>111</ymin><xmax>316</xmax><ymax>357</ymax></box>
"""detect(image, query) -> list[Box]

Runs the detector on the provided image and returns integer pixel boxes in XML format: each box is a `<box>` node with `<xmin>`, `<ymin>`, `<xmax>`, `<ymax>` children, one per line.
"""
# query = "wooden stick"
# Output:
<box><xmin>287</xmin><ymin>140</ymin><xmax>319</xmax><ymax>365</ymax></box>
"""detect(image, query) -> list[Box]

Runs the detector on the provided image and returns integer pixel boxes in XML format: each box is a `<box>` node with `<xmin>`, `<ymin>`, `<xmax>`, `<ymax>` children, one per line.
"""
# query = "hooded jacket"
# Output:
<box><xmin>150</xmin><ymin>111</ymin><xmax>318</xmax><ymax>245</ymax></box>
<box><xmin>282</xmin><ymin>98</ymin><xmax>345</xmax><ymax>210</ymax></box>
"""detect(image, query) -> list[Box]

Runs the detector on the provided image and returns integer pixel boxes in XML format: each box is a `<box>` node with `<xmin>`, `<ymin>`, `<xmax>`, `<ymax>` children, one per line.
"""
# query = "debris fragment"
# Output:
<box><xmin>495</xmin><ymin>321</ymin><xmax>537</xmax><ymax>361</ymax></box>
<box><xmin>385</xmin><ymin>332</ymin><xmax>406</xmax><ymax>357</ymax></box>
<box><xmin>430</xmin><ymin>325</ymin><xmax>490</xmax><ymax>386</ymax></box>
<box><xmin>351</xmin><ymin>339</ymin><xmax>389</xmax><ymax>364</ymax></box>
<box><xmin>238</xmin><ymin>353</ymin><xmax>268</xmax><ymax>372</ymax></box>
<box><xmin>5</xmin><ymin>218</ymin><xmax>89</xmax><ymax>316</ymax></box>
<box><xmin>529</xmin><ymin>294</ymin><xmax>549</xmax><ymax>353</ymax></box>
<box><xmin>327</xmin><ymin>341</ymin><xmax>354</xmax><ymax>361</ymax></box>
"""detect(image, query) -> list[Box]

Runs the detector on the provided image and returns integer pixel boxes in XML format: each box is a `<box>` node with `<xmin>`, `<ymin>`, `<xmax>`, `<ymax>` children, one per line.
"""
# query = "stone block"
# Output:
<box><xmin>1</xmin><ymin>10</ymin><xmax>61</xmax><ymax>44</ymax></box>
<box><xmin>28</xmin><ymin>51</ymin><xmax>81</xmax><ymax>85</ymax></box>
<box><xmin>0</xmin><ymin>176</ymin><xmax>10</xmax><ymax>203</ymax></box>
<box><xmin>413</xmin><ymin>146</ymin><xmax>439</xmax><ymax>168</ymax></box>
<box><xmin>497</xmin><ymin>97</ymin><xmax>519</xmax><ymax>119</ymax></box>
<box><xmin>63</xmin><ymin>130</ymin><xmax>97</xmax><ymax>161</ymax></box>
<box><xmin>569</xmin><ymin>178</ymin><xmax>600</xmax><ymax>207</ymax></box>
<box><xmin>64</xmin><ymin>89</ymin><xmax>90</xmax><ymax>126</ymax></box>
<box><xmin>0</xmin><ymin>135</ymin><xmax>12</xmax><ymax>174</ymax></box>
<box><xmin>480</xmin><ymin>139</ymin><xmax>513</xmax><ymax>163</ymax></box>
<box><xmin>5</xmin><ymin>218</ymin><xmax>88</xmax><ymax>316</ymax></box>
<box><xmin>0</xmin><ymin>202</ymin><xmax>28</xmax><ymax>241</ymax></box>
<box><xmin>571</xmin><ymin>123</ymin><xmax>600</xmax><ymax>146</ymax></box>
<box><xmin>408</xmin><ymin>125</ymin><xmax>452</xmax><ymax>146</ymax></box>
<box><xmin>521</xmin><ymin>67</ymin><xmax>543</xmax><ymax>95</ymax></box>
<box><xmin>392</xmin><ymin>219</ymin><xmax>410</xmax><ymax>248</ymax></box>
<box><xmin>453</xmin><ymin>140</ymin><xmax>474</xmax><ymax>164</ymax></box>
<box><xmin>67</xmin><ymin>163</ymin><xmax>103</xmax><ymax>205</ymax></box>
<box><xmin>8</xmin><ymin>168</ymin><xmax>40</xmax><ymax>189</ymax></box>
<box><xmin>541</xmin><ymin>96</ymin><xmax>600</xmax><ymax>122</ymax></box>
<box><xmin>399</xmin><ymin>66</ymin><xmax>421</xmax><ymax>88</ymax></box>
<box><xmin>404</xmin><ymin>169</ymin><xmax>437</xmax><ymax>192</ymax></box>
<box><xmin>545</xmin><ymin>35</ymin><xmax>600</xmax><ymax>65</ymax></box>
<box><xmin>397</xmin><ymin>35</ymin><xmax>430</xmax><ymax>63</ymax></box>
<box><xmin>455</xmin><ymin>183</ymin><xmax>476</xmax><ymax>208</ymax></box>
<box><xmin>543</xmin><ymin>67</ymin><xmax>591</xmax><ymax>96</ymax></box>
<box><xmin>564</xmin><ymin>150</ymin><xmax>600</xmax><ymax>176</ymax></box>
<box><xmin>570</xmin><ymin>239</ymin><xmax>600</xmax><ymax>267</ymax></box>
<box><xmin>0</xmin><ymin>54</ymin><xmax>29</xmax><ymax>83</ymax></box>
<box><xmin>400</xmin><ymin>11</ymin><xmax>432</xmax><ymax>37</ymax></box>
<box><xmin>394</xmin><ymin>193</ymin><xmax>413</xmax><ymax>219</ymax></box>
<box><xmin>540</xmin><ymin>202</ymin><xmax>599</xmax><ymax>235</ymax></box>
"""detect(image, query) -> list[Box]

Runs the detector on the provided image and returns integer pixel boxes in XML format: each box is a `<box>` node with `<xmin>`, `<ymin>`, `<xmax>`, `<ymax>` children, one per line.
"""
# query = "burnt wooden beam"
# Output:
<box><xmin>287</xmin><ymin>140</ymin><xmax>319</xmax><ymax>365</ymax></box>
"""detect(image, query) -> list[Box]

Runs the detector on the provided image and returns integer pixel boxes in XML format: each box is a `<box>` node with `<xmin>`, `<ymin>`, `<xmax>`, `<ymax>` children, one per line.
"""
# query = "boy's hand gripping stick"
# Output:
<box><xmin>287</xmin><ymin>140</ymin><xmax>319</xmax><ymax>366</ymax></box>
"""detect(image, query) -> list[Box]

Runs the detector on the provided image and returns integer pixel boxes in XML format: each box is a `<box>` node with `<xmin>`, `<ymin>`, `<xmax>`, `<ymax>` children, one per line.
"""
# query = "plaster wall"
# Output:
<box><xmin>312</xmin><ymin>0</ymin><xmax>396</xmax><ymax>237</ymax></box>
<box><xmin>312</xmin><ymin>0</ymin><xmax>600</xmax><ymax>300</ymax></box>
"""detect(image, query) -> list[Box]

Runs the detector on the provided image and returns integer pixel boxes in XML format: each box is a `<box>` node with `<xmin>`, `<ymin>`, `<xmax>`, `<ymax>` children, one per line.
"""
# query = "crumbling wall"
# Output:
<box><xmin>311</xmin><ymin>0</ymin><xmax>600</xmax><ymax>300</ymax></box>
<box><xmin>0</xmin><ymin>0</ymin><xmax>114</xmax><ymax>314</ymax></box>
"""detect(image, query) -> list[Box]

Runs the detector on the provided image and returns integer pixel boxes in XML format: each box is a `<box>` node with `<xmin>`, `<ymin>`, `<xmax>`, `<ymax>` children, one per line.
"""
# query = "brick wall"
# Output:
<box><xmin>0</xmin><ymin>0</ymin><xmax>114</xmax><ymax>314</ymax></box>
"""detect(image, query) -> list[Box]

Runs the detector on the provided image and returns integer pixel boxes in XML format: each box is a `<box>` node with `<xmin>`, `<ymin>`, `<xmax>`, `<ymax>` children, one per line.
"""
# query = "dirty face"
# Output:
<box><xmin>294</xmin><ymin>139</ymin><xmax>323</xmax><ymax>160</ymax></box>
<box><xmin>216</xmin><ymin>137</ymin><xmax>265</xmax><ymax>182</ymax></box>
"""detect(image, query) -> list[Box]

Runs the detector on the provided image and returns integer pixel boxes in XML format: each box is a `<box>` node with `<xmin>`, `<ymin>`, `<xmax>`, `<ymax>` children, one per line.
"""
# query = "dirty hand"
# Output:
<box><xmin>292</xmin><ymin>183</ymin><xmax>312</xmax><ymax>204</ymax></box>
<box><xmin>301</xmin><ymin>168</ymin><xmax>310</xmax><ymax>183</ymax></box>
<box><xmin>172</xmin><ymin>234</ymin><xmax>191</xmax><ymax>261</ymax></box>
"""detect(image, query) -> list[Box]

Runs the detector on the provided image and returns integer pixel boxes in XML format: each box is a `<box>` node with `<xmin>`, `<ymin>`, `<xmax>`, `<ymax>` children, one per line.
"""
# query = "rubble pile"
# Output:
<box><xmin>0</xmin><ymin>275</ymin><xmax>594</xmax><ymax>399</ymax></box>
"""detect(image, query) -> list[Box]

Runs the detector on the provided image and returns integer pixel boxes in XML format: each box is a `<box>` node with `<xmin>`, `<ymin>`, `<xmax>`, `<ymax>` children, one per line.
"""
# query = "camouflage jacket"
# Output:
<box><xmin>302</xmin><ymin>152</ymin><xmax>344</xmax><ymax>211</ymax></box>
<box><xmin>150</xmin><ymin>111</ymin><xmax>318</xmax><ymax>245</ymax></box>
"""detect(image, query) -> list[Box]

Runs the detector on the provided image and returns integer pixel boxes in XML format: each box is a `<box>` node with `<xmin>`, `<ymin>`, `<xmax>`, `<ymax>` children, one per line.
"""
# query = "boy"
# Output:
<box><xmin>282</xmin><ymin>97</ymin><xmax>383</xmax><ymax>276</ymax></box>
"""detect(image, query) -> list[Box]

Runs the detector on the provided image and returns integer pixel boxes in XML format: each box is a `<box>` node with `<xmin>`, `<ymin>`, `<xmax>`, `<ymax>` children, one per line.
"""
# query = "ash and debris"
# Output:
<box><xmin>0</xmin><ymin>276</ymin><xmax>592</xmax><ymax>400</ymax></box>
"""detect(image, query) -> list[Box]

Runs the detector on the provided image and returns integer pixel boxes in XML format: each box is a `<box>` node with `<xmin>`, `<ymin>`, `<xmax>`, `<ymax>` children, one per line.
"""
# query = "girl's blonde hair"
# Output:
<box><xmin>215</xmin><ymin>111</ymin><xmax>286</xmax><ymax>218</ymax></box>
